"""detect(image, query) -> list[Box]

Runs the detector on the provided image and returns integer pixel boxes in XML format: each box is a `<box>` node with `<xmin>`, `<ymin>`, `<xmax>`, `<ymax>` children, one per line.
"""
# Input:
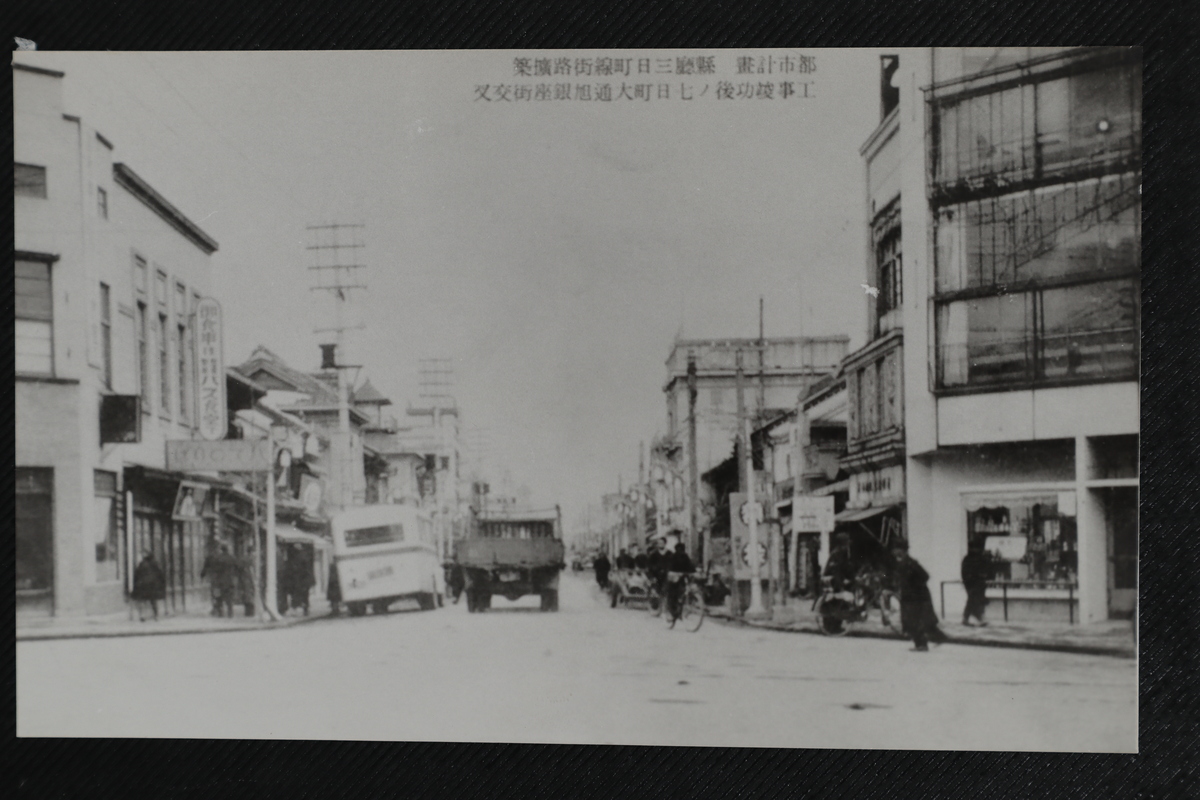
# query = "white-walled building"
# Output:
<box><xmin>867</xmin><ymin>47</ymin><xmax>1140</xmax><ymax>624</ymax></box>
<box><xmin>16</xmin><ymin>62</ymin><xmax>223</xmax><ymax>619</ymax></box>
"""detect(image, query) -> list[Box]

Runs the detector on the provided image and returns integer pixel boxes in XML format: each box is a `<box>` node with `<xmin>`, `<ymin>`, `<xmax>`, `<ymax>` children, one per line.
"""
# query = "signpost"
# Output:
<box><xmin>793</xmin><ymin>495</ymin><xmax>836</xmax><ymax>533</ymax></box>
<box><xmin>729</xmin><ymin>491</ymin><xmax>767</xmax><ymax>582</ymax></box>
<box><xmin>195</xmin><ymin>297</ymin><xmax>226</xmax><ymax>441</ymax></box>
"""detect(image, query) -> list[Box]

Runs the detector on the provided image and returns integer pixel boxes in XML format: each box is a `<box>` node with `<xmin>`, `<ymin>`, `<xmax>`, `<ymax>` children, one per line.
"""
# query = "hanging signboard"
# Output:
<box><xmin>172</xmin><ymin>480</ymin><xmax>210</xmax><ymax>521</ymax></box>
<box><xmin>195</xmin><ymin>297</ymin><xmax>227</xmax><ymax>441</ymax></box>
<box><xmin>793</xmin><ymin>495</ymin><xmax>835</xmax><ymax>533</ymax></box>
<box><xmin>166</xmin><ymin>438</ymin><xmax>272</xmax><ymax>472</ymax></box>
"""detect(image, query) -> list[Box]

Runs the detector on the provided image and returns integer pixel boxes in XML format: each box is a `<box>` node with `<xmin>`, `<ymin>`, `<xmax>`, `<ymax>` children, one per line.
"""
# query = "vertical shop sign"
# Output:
<box><xmin>195</xmin><ymin>297</ymin><xmax>226</xmax><ymax>441</ymax></box>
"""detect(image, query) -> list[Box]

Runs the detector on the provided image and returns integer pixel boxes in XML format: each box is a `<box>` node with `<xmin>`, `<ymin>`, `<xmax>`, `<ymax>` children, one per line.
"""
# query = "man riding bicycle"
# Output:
<box><xmin>665</xmin><ymin>542</ymin><xmax>695</xmax><ymax>621</ymax></box>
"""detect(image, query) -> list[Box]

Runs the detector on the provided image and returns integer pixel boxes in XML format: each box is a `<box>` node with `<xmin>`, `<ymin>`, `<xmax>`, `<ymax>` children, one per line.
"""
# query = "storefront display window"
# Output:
<box><xmin>965</xmin><ymin>492</ymin><xmax>1077</xmax><ymax>584</ymax></box>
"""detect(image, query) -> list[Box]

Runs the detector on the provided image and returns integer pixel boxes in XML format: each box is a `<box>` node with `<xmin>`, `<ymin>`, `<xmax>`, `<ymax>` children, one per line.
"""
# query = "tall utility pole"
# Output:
<box><xmin>308</xmin><ymin>222</ymin><xmax>367</xmax><ymax>509</ymax></box>
<box><xmin>413</xmin><ymin>358</ymin><xmax>458</xmax><ymax>560</ymax></box>
<box><xmin>686</xmin><ymin>353</ymin><xmax>700</xmax><ymax>564</ymax></box>
<box><xmin>736</xmin><ymin>350</ymin><xmax>747</xmax><ymax>495</ymax></box>
<box><xmin>636</xmin><ymin>441</ymin><xmax>646</xmax><ymax>550</ymax></box>
<box><xmin>757</xmin><ymin>297</ymin><xmax>766</xmax><ymax>416</ymax></box>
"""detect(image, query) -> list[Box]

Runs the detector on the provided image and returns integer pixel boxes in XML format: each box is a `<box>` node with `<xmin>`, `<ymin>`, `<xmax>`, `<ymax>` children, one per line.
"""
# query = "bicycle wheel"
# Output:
<box><xmin>682</xmin><ymin>585</ymin><xmax>705</xmax><ymax>632</ymax></box>
<box><xmin>816</xmin><ymin>596</ymin><xmax>848</xmax><ymax>636</ymax></box>
<box><xmin>648</xmin><ymin>587</ymin><xmax>663</xmax><ymax>617</ymax></box>
<box><xmin>878</xmin><ymin>589</ymin><xmax>901</xmax><ymax>633</ymax></box>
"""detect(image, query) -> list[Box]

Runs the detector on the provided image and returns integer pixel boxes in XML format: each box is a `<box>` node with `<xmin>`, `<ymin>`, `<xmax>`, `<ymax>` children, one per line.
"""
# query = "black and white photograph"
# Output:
<box><xmin>15</xmin><ymin>46</ymin><xmax>1141</xmax><ymax>752</ymax></box>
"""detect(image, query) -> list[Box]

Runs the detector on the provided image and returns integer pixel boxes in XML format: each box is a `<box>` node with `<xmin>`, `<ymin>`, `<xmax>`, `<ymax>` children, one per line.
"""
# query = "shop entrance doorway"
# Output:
<box><xmin>17</xmin><ymin>468</ymin><xmax>55</xmax><ymax>616</ymax></box>
<box><xmin>1103</xmin><ymin>486</ymin><xmax>1137</xmax><ymax>619</ymax></box>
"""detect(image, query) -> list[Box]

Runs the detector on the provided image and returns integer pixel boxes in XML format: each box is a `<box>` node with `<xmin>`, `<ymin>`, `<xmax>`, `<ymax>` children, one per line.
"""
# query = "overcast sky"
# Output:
<box><xmin>19</xmin><ymin>49</ymin><xmax>887</xmax><ymax>527</ymax></box>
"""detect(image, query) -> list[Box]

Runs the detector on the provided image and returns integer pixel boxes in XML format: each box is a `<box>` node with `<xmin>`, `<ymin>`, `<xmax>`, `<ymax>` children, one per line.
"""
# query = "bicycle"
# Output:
<box><xmin>647</xmin><ymin>572</ymin><xmax>666</xmax><ymax>618</ymax></box>
<box><xmin>664</xmin><ymin>572</ymin><xmax>705</xmax><ymax>632</ymax></box>
<box><xmin>814</xmin><ymin>569</ymin><xmax>900</xmax><ymax>636</ymax></box>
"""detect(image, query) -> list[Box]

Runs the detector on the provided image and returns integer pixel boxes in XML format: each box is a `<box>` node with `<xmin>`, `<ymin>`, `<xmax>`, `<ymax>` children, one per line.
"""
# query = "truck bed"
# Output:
<box><xmin>455</xmin><ymin>538</ymin><xmax>564</xmax><ymax>568</ymax></box>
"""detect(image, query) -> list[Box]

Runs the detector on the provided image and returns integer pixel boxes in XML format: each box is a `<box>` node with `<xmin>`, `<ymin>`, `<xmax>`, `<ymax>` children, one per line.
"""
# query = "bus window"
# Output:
<box><xmin>344</xmin><ymin>524</ymin><xmax>404</xmax><ymax>548</ymax></box>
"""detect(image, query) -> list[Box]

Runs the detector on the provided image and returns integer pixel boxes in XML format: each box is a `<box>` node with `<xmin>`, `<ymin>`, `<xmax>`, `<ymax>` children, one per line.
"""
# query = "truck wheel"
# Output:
<box><xmin>373</xmin><ymin>600</ymin><xmax>390</xmax><ymax>615</ymax></box>
<box><xmin>481</xmin><ymin>592</ymin><xmax>492</xmax><ymax>611</ymax></box>
<box><xmin>418</xmin><ymin>592</ymin><xmax>436</xmax><ymax>611</ymax></box>
<box><xmin>348</xmin><ymin>602</ymin><xmax>366</xmax><ymax>617</ymax></box>
<box><xmin>542</xmin><ymin>589</ymin><xmax>559</xmax><ymax>612</ymax></box>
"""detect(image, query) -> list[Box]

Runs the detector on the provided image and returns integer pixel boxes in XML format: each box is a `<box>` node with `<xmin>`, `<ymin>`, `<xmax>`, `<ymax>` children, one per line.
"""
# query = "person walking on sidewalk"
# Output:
<box><xmin>891</xmin><ymin>539</ymin><xmax>948</xmax><ymax>652</ymax></box>
<box><xmin>201</xmin><ymin>543</ymin><xmax>237</xmax><ymax>618</ymax></box>
<box><xmin>131</xmin><ymin>550</ymin><xmax>166</xmax><ymax>621</ymax></box>
<box><xmin>327</xmin><ymin>560</ymin><xmax>343</xmax><ymax>617</ymax></box>
<box><xmin>236</xmin><ymin>550</ymin><xmax>256</xmax><ymax>618</ymax></box>
<box><xmin>286</xmin><ymin>544</ymin><xmax>314</xmax><ymax>616</ymax></box>
<box><xmin>961</xmin><ymin>540</ymin><xmax>990</xmax><ymax>627</ymax></box>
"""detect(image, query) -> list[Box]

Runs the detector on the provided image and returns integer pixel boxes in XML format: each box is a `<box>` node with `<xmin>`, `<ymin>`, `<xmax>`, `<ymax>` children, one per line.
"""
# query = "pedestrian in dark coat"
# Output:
<box><xmin>236</xmin><ymin>552</ymin><xmax>256</xmax><ymax>617</ymax></box>
<box><xmin>593</xmin><ymin>552</ymin><xmax>611</xmax><ymax>589</ymax></box>
<box><xmin>287</xmin><ymin>544</ymin><xmax>315</xmax><ymax>616</ymax></box>
<box><xmin>666</xmin><ymin>543</ymin><xmax>695</xmax><ymax>621</ymax></box>
<box><xmin>131</xmin><ymin>550</ymin><xmax>166</xmax><ymax>621</ymax></box>
<box><xmin>201</xmin><ymin>544</ymin><xmax>237</xmax><ymax>618</ymax></box>
<box><xmin>891</xmin><ymin>540</ymin><xmax>948</xmax><ymax>652</ymax></box>
<box><xmin>327</xmin><ymin>561</ymin><xmax>343</xmax><ymax>616</ymax></box>
<box><xmin>616</xmin><ymin>549</ymin><xmax>634</xmax><ymax>571</ymax></box>
<box><xmin>961</xmin><ymin>541</ymin><xmax>990</xmax><ymax>626</ymax></box>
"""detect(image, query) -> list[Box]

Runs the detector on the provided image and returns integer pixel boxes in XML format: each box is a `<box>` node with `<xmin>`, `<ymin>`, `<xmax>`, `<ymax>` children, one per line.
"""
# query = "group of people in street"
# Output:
<box><xmin>129</xmin><ymin>539</ymin><xmax>317</xmax><ymax>621</ymax></box>
<box><xmin>587</xmin><ymin>524</ymin><xmax>989</xmax><ymax>653</ymax></box>
<box><xmin>594</xmin><ymin>538</ymin><xmax>699</xmax><ymax>619</ymax></box>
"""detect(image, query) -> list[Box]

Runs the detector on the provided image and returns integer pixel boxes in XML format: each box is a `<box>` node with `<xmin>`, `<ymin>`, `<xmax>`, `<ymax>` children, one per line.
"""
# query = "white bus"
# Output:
<box><xmin>329</xmin><ymin>505</ymin><xmax>444</xmax><ymax>616</ymax></box>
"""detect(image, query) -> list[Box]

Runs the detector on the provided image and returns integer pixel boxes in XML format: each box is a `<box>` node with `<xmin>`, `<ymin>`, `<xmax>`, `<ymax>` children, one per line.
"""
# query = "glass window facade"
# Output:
<box><xmin>965</xmin><ymin>493</ymin><xmax>1077</xmax><ymax>584</ymax></box>
<box><xmin>930</xmin><ymin>51</ymin><xmax>1140</xmax><ymax>392</ymax></box>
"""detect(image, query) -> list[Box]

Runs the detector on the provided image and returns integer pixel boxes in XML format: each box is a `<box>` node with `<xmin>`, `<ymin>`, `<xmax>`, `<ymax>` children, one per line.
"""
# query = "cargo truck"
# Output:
<box><xmin>454</xmin><ymin>506</ymin><xmax>565</xmax><ymax>612</ymax></box>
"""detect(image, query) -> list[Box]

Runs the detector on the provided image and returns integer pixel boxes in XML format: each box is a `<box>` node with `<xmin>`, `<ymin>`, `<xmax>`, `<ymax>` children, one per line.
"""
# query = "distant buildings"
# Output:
<box><xmin>661</xmin><ymin>336</ymin><xmax>847</xmax><ymax>566</ymax></box>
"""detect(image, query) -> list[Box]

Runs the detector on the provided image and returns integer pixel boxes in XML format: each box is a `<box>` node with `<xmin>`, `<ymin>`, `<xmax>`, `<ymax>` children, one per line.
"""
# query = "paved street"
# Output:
<box><xmin>17</xmin><ymin>573</ymin><xmax>1136</xmax><ymax>751</ymax></box>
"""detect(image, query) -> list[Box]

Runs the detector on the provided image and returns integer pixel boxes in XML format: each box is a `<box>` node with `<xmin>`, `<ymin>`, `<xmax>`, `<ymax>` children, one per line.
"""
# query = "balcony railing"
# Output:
<box><xmin>934</xmin><ymin>326</ymin><xmax>1138</xmax><ymax>391</ymax></box>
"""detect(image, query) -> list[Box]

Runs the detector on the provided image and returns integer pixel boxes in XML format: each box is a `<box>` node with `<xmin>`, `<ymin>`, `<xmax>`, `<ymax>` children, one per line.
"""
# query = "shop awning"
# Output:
<box><xmin>275</xmin><ymin>525</ymin><xmax>332</xmax><ymax>549</ymax></box>
<box><xmin>834</xmin><ymin>505</ymin><xmax>897</xmax><ymax>524</ymax></box>
<box><xmin>813</xmin><ymin>479</ymin><xmax>849</xmax><ymax>497</ymax></box>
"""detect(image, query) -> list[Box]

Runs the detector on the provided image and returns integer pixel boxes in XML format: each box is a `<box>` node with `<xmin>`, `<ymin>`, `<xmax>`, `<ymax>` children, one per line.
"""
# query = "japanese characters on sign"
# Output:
<box><xmin>475</xmin><ymin>53</ymin><xmax>816</xmax><ymax>103</ymax></box>
<box><xmin>195</xmin><ymin>297</ymin><xmax>226</xmax><ymax>441</ymax></box>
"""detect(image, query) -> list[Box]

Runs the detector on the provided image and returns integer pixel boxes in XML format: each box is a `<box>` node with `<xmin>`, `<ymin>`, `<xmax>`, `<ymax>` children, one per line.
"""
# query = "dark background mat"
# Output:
<box><xmin>7</xmin><ymin>0</ymin><xmax>1197</xmax><ymax>796</ymax></box>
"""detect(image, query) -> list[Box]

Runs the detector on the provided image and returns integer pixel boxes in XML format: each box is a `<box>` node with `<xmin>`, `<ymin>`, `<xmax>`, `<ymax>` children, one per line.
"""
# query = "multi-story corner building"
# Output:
<box><xmin>15</xmin><ymin>62</ymin><xmax>224</xmax><ymax>619</ymax></box>
<box><xmin>869</xmin><ymin>47</ymin><xmax>1140</xmax><ymax>624</ymax></box>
